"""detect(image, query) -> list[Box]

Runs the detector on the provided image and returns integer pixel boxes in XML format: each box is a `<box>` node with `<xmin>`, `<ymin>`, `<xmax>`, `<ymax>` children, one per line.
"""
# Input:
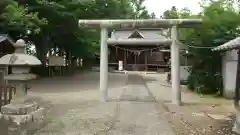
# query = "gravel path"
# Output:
<box><xmin>30</xmin><ymin>72</ymin><xmax>175</xmax><ymax>135</ymax></box>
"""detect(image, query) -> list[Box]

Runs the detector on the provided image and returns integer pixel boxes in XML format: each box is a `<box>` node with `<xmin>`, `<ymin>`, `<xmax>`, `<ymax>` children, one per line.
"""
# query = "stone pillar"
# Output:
<box><xmin>171</xmin><ymin>26</ymin><xmax>181</xmax><ymax>106</ymax></box>
<box><xmin>11</xmin><ymin>83</ymin><xmax>26</xmax><ymax>104</ymax></box>
<box><xmin>100</xmin><ymin>27</ymin><xmax>108</xmax><ymax>102</ymax></box>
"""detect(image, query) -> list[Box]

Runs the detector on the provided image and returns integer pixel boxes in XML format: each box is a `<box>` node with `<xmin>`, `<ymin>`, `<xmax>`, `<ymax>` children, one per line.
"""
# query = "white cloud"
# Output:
<box><xmin>143</xmin><ymin>0</ymin><xmax>202</xmax><ymax>18</ymax></box>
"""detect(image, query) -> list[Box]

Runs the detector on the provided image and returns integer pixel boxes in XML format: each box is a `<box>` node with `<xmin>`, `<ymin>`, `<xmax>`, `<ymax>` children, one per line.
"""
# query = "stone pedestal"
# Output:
<box><xmin>0</xmin><ymin>101</ymin><xmax>45</xmax><ymax>135</ymax></box>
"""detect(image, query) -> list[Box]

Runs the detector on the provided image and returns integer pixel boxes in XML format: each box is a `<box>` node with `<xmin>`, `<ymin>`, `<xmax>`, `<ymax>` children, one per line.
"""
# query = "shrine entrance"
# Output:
<box><xmin>78</xmin><ymin>19</ymin><xmax>202</xmax><ymax>106</ymax></box>
<box><xmin>109</xmin><ymin>45</ymin><xmax>170</xmax><ymax>71</ymax></box>
<box><xmin>130</xmin><ymin>49</ymin><xmax>143</xmax><ymax>71</ymax></box>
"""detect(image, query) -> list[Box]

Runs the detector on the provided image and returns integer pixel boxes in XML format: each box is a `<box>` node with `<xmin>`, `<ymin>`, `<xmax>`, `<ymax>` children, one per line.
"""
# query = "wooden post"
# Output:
<box><xmin>145</xmin><ymin>51</ymin><xmax>148</xmax><ymax>71</ymax></box>
<box><xmin>171</xmin><ymin>25</ymin><xmax>181</xmax><ymax>106</ymax></box>
<box><xmin>124</xmin><ymin>50</ymin><xmax>127</xmax><ymax>70</ymax></box>
<box><xmin>134</xmin><ymin>53</ymin><xmax>137</xmax><ymax>71</ymax></box>
<box><xmin>100</xmin><ymin>27</ymin><xmax>108</xmax><ymax>102</ymax></box>
<box><xmin>69</xmin><ymin>51</ymin><xmax>72</xmax><ymax>75</ymax></box>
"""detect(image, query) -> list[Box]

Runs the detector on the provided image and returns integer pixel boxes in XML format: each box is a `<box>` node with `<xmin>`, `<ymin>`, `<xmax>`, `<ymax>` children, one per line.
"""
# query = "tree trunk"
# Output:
<box><xmin>36</xmin><ymin>35</ymin><xmax>48</xmax><ymax>66</ymax></box>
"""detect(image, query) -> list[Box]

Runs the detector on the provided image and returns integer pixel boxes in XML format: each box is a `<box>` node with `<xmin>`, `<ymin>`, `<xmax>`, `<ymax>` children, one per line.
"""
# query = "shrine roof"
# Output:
<box><xmin>110</xmin><ymin>29</ymin><xmax>169</xmax><ymax>40</ymax></box>
<box><xmin>107</xmin><ymin>38</ymin><xmax>172</xmax><ymax>45</ymax></box>
<box><xmin>108</xmin><ymin>28</ymin><xmax>171</xmax><ymax>46</ymax></box>
<box><xmin>212</xmin><ymin>37</ymin><xmax>240</xmax><ymax>51</ymax></box>
<box><xmin>0</xmin><ymin>34</ymin><xmax>14</xmax><ymax>44</ymax></box>
<box><xmin>0</xmin><ymin>34</ymin><xmax>15</xmax><ymax>53</ymax></box>
<box><xmin>112</xmin><ymin>28</ymin><xmax>164</xmax><ymax>31</ymax></box>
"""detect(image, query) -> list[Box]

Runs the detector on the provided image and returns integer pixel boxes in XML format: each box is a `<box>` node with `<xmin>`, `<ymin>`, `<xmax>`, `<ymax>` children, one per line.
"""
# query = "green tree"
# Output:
<box><xmin>0</xmin><ymin>0</ymin><xmax>46</xmax><ymax>38</ymax></box>
<box><xmin>150</xmin><ymin>12</ymin><xmax>156</xmax><ymax>19</ymax></box>
<box><xmin>1</xmin><ymin>0</ymin><xmax>153</xmax><ymax>76</ymax></box>
<box><xmin>131</xmin><ymin>0</ymin><xmax>151</xmax><ymax>19</ymax></box>
<box><xmin>175</xmin><ymin>0</ymin><xmax>240</xmax><ymax>95</ymax></box>
<box><xmin>161</xmin><ymin>6</ymin><xmax>179</xmax><ymax>19</ymax></box>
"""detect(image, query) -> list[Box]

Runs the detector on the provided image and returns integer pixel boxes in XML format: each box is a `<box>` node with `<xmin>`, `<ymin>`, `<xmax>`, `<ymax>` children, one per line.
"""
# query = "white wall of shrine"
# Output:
<box><xmin>222</xmin><ymin>50</ymin><xmax>238</xmax><ymax>98</ymax></box>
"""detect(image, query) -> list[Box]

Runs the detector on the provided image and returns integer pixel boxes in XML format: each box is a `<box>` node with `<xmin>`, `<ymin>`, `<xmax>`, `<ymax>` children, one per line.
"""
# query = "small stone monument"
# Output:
<box><xmin>0</xmin><ymin>39</ymin><xmax>44</xmax><ymax>135</ymax></box>
<box><xmin>118</xmin><ymin>61</ymin><xmax>123</xmax><ymax>71</ymax></box>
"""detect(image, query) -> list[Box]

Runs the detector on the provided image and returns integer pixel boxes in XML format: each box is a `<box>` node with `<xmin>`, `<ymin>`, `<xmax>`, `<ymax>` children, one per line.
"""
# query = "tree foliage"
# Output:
<box><xmin>1</xmin><ymin>0</ymin><xmax>152</xmax><ymax>59</ymax></box>
<box><xmin>162</xmin><ymin>0</ymin><xmax>240</xmax><ymax>95</ymax></box>
<box><xmin>0</xmin><ymin>0</ymin><xmax>46</xmax><ymax>37</ymax></box>
<box><xmin>0</xmin><ymin>0</ymin><xmax>153</xmax><ymax>76</ymax></box>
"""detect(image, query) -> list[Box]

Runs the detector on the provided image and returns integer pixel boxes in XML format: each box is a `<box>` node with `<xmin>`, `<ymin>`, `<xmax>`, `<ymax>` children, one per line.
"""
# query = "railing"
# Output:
<box><xmin>0</xmin><ymin>86</ymin><xmax>16</xmax><ymax>111</ymax></box>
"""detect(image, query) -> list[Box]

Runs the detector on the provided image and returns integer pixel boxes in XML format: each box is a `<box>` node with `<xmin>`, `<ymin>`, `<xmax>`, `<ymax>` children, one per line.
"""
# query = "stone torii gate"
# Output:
<box><xmin>78</xmin><ymin>19</ymin><xmax>202</xmax><ymax>106</ymax></box>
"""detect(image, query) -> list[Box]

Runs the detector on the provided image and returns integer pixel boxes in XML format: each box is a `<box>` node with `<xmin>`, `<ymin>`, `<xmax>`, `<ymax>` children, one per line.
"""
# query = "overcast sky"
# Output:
<box><xmin>143</xmin><ymin>0</ymin><xmax>202</xmax><ymax>18</ymax></box>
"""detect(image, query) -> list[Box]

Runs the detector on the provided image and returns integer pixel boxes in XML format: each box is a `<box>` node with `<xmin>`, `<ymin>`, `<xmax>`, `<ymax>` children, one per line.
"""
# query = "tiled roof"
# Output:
<box><xmin>212</xmin><ymin>37</ymin><xmax>240</xmax><ymax>51</ymax></box>
<box><xmin>0</xmin><ymin>34</ymin><xmax>8</xmax><ymax>42</ymax></box>
<box><xmin>110</xmin><ymin>29</ymin><xmax>169</xmax><ymax>40</ymax></box>
<box><xmin>107</xmin><ymin>38</ymin><xmax>172</xmax><ymax>45</ymax></box>
<box><xmin>128</xmin><ymin>29</ymin><xmax>144</xmax><ymax>38</ymax></box>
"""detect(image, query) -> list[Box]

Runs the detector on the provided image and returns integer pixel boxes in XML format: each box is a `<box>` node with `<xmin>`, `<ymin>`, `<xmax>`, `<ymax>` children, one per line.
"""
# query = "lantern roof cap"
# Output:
<box><xmin>0</xmin><ymin>39</ymin><xmax>41</xmax><ymax>66</ymax></box>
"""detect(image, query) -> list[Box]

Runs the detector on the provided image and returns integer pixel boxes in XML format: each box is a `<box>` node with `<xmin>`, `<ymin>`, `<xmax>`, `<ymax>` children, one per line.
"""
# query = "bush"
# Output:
<box><xmin>187</xmin><ymin>69</ymin><xmax>223</xmax><ymax>95</ymax></box>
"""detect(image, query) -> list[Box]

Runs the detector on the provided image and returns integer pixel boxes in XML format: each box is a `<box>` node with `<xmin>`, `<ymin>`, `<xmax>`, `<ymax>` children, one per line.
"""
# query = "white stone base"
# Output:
<box><xmin>0</xmin><ymin>103</ymin><xmax>45</xmax><ymax>135</ymax></box>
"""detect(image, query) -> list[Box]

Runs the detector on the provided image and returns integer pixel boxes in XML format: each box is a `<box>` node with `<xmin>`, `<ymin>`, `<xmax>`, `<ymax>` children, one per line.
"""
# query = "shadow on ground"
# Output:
<box><xmin>29</xmin><ymin>71</ymin><xmax>127</xmax><ymax>93</ymax></box>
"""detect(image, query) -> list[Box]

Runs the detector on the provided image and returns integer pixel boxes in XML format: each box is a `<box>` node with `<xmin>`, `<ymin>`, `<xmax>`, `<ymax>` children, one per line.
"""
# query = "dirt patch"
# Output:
<box><xmin>161</xmin><ymin>103</ymin><xmax>238</xmax><ymax>135</ymax></box>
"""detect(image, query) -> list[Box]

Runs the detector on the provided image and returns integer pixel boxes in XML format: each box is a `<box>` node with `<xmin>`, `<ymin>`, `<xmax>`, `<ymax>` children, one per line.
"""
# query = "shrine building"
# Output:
<box><xmin>108</xmin><ymin>28</ymin><xmax>171</xmax><ymax>71</ymax></box>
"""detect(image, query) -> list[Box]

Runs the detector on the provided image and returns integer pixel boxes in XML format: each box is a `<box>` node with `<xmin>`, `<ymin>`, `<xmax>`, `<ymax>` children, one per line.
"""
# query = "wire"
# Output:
<box><xmin>177</xmin><ymin>41</ymin><xmax>216</xmax><ymax>49</ymax></box>
<box><xmin>110</xmin><ymin>44</ymin><xmax>162</xmax><ymax>54</ymax></box>
<box><xmin>111</xmin><ymin>41</ymin><xmax>216</xmax><ymax>51</ymax></box>
<box><xmin>188</xmin><ymin>45</ymin><xmax>215</xmax><ymax>49</ymax></box>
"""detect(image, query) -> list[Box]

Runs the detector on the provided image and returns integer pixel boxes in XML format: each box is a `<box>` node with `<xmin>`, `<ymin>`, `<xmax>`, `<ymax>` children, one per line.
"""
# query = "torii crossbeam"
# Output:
<box><xmin>79</xmin><ymin>19</ymin><xmax>202</xmax><ymax>106</ymax></box>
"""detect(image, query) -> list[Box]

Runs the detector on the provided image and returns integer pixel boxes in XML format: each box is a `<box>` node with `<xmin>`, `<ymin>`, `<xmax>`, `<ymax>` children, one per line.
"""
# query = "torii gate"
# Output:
<box><xmin>78</xmin><ymin>19</ymin><xmax>202</xmax><ymax>106</ymax></box>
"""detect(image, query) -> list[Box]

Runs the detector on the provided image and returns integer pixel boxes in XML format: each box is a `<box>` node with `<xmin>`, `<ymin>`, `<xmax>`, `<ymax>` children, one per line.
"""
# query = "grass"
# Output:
<box><xmin>185</xmin><ymin>88</ymin><xmax>232</xmax><ymax>105</ymax></box>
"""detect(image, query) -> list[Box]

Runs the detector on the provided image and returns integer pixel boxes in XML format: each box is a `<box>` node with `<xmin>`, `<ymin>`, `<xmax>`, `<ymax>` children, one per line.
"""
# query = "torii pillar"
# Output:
<box><xmin>100</xmin><ymin>27</ymin><xmax>108</xmax><ymax>101</ymax></box>
<box><xmin>78</xmin><ymin>19</ymin><xmax>202</xmax><ymax>105</ymax></box>
<box><xmin>171</xmin><ymin>25</ymin><xmax>181</xmax><ymax>106</ymax></box>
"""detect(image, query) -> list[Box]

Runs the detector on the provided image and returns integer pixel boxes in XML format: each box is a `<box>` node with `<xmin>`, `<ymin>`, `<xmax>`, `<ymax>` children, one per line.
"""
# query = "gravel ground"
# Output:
<box><xmin>29</xmin><ymin>71</ymin><xmax>175</xmax><ymax>135</ymax></box>
<box><xmin>162</xmin><ymin>103</ymin><xmax>237</xmax><ymax>135</ymax></box>
<box><xmin>144</xmin><ymin>73</ymin><xmax>238</xmax><ymax>135</ymax></box>
<box><xmin>25</xmin><ymin>71</ymin><xmax>239</xmax><ymax>135</ymax></box>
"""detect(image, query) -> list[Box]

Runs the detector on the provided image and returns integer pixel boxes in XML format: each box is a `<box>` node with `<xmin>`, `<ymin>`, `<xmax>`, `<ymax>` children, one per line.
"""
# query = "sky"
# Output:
<box><xmin>143</xmin><ymin>0</ymin><xmax>202</xmax><ymax>18</ymax></box>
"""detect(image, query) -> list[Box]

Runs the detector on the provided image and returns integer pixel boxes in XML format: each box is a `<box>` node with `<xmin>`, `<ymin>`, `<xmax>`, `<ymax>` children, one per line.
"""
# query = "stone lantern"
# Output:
<box><xmin>0</xmin><ymin>39</ymin><xmax>41</xmax><ymax>104</ymax></box>
<box><xmin>0</xmin><ymin>39</ymin><xmax>44</xmax><ymax>135</ymax></box>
